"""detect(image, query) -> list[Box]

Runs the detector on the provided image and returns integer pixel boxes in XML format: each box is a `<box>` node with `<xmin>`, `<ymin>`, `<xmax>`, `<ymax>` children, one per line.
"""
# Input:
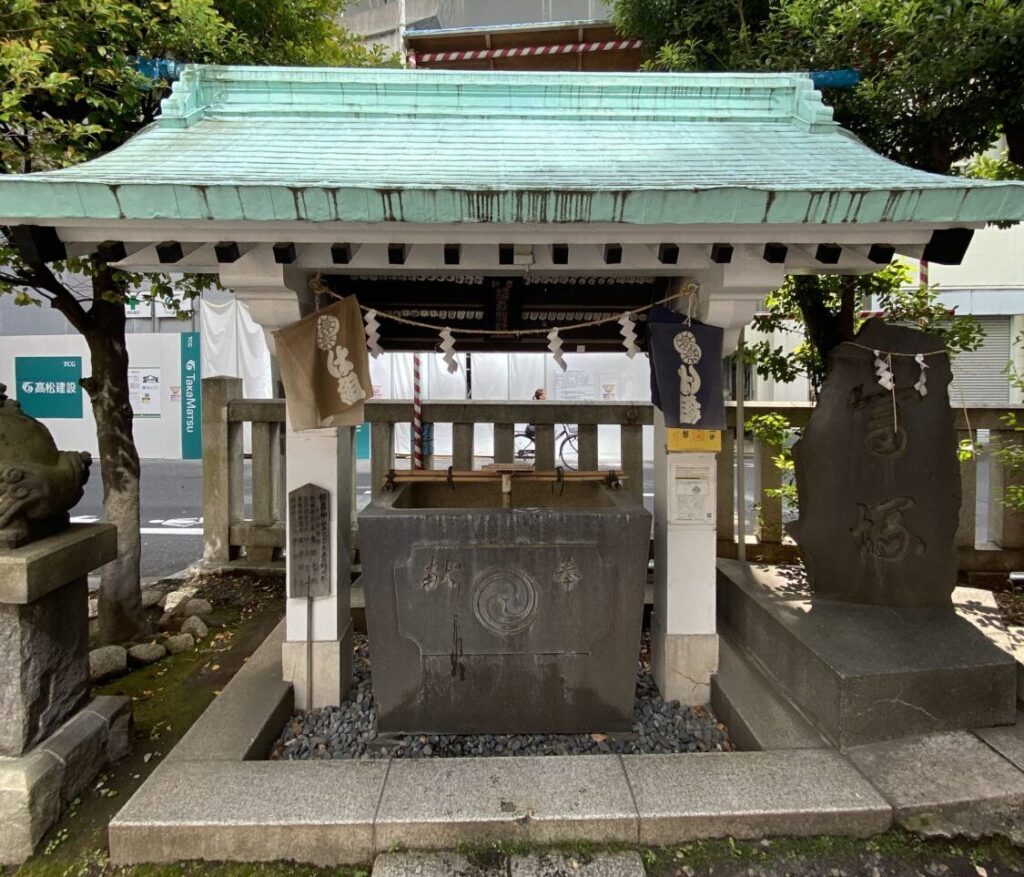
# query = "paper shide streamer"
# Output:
<box><xmin>618</xmin><ymin>312</ymin><xmax>639</xmax><ymax>359</ymax></box>
<box><xmin>873</xmin><ymin>350</ymin><xmax>895</xmax><ymax>391</ymax></box>
<box><xmin>363</xmin><ymin>309</ymin><xmax>382</xmax><ymax>358</ymax></box>
<box><xmin>914</xmin><ymin>353</ymin><xmax>928</xmax><ymax>397</ymax></box>
<box><xmin>439</xmin><ymin>327</ymin><xmax>458</xmax><ymax>374</ymax></box>
<box><xmin>548</xmin><ymin>327</ymin><xmax>567</xmax><ymax>371</ymax></box>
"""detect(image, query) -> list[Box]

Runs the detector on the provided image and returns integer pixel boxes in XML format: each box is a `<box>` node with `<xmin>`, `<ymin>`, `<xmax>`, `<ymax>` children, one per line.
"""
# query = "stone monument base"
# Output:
<box><xmin>717</xmin><ymin>559</ymin><xmax>1018</xmax><ymax>749</ymax></box>
<box><xmin>0</xmin><ymin>523</ymin><xmax>126</xmax><ymax>863</ymax></box>
<box><xmin>0</xmin><ymin>695</ymin><xmax>131</xmax><ymax>864</ymax></box>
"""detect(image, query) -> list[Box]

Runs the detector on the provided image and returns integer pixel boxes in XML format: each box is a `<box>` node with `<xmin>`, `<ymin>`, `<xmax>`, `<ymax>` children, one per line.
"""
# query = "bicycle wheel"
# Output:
<box><xmin>558</xmin><ymin>429</ymin><xmax>579</xmax><ymax>470</ymax></box>
<box><xmin>514</xmin><ymin>432</ymin><xmax>536</xmax><ymax>461</ymax></box>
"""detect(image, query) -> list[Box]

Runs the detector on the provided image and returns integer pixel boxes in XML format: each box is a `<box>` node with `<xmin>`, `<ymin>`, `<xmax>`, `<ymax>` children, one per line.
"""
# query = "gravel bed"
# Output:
<box><xmin>270</xmin><ymin>634</ymin><xmax>732</xmax><ymax>760</ymax></box>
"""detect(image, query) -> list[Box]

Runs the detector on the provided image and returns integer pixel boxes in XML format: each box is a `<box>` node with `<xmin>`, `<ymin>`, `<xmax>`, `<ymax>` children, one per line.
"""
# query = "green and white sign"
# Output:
<box><xmin>180</xmin><ymin>333</ymin><xmax>202</xmax><ymax>459</ymax></box>
<box><xmin>15</xmin><ymin>357</ymin><xmax>83</xmax><ymax>419</ymax></box>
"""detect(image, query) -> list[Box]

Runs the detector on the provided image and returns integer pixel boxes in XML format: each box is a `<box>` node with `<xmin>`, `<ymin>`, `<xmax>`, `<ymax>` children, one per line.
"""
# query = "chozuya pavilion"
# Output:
<box><xmin>2</xmin><ymin>65</ymin><xmax>1023</xmax><ymax>713</ymax></box>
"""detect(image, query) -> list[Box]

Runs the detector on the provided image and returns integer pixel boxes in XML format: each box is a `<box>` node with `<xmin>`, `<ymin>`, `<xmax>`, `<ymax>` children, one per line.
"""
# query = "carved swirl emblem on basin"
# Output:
<box><xmin>472</xmin><ymin>568</ymin><xmax>539</xmax><ymax>635</ymax></box>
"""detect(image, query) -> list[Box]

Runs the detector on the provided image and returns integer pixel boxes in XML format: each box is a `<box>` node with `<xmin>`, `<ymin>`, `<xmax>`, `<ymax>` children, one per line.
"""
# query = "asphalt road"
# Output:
<box><xmin>72</xmin><ymin>457</ymin><xmax>759</xmax><ymax>579</ymax></box>
<box><xmin>73</xmin><ymin>459</ymin><xmax>207</xmax><ymax>578</ymax></box>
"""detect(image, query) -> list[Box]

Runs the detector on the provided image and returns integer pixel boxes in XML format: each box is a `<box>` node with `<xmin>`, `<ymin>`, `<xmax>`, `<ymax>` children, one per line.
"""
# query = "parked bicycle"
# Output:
<box><xmin>513</xmin><ymin>424</ymin><xmax>580</xmax><ymax>470</ymax></box>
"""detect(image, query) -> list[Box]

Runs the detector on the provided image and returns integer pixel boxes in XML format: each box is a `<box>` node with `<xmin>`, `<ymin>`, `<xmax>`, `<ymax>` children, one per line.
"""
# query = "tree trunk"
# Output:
<box><xmin>793</xmin><ymin>275</ymin><xmax>859</xmax><ymax>388</ymax></box>
<box><xmin>81</xmin><ymin>275</ymin><xmax>145</xmax><ymax>644</ymax></box>
<box><xmin>1005</xmin><ymin>120</ymin><xmax>1024</xmax><ymax>169</ymax></box>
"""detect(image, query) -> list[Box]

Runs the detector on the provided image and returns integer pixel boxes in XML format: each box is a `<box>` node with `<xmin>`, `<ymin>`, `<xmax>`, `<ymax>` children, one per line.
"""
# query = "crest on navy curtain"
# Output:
<box><xmin>647</xmin><ymin>305</ymin><xmax>726</xmax><ymax>430</ymax></box>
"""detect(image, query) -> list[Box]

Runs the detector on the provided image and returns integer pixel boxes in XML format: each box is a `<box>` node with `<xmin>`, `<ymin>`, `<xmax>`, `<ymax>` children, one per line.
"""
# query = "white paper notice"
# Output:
<box><xmin>129</xmin><ymin>366</ymin><xmax>162</xmax><ymax>418</ymax></box>
<box><xmin>672</xmin><ymin>466</ymin><xmax>713</xmax><ymax>524</ymax></box>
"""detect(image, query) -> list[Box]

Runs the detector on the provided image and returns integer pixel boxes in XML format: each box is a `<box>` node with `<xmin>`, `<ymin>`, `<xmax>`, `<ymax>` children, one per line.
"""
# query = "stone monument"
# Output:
<box><xmin>0</xmin><ymin>384</ymin><xmax>131</xmax><ymax>864</ymax></box>
<box><xmin>717</xmin><ymin>322</ymin><xmax>1017</xmax><ymax>747</ymax></box>
<box><xmin>789</xmin><ymin>320</ymin><xmax>959</xmax><ymax>608</ymax></box>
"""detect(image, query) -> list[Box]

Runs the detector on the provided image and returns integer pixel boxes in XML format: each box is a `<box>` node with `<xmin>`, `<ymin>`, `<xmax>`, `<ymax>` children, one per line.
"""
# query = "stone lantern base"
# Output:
<box><xmin>0</xmin><ymin>524</ymin><xmax>131</xmax><ymax>864</ymax></box>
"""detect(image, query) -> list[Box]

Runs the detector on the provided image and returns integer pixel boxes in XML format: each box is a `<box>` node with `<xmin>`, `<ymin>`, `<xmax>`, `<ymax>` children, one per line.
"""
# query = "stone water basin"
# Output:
<box><xmin>358</xmin><ymin>480</ymin><xmax>651</xmax><ymax>734</ymax></box>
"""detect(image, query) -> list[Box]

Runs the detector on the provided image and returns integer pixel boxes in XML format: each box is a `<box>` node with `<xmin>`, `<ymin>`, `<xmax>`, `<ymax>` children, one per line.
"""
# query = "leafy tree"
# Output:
<box><xmin>748</xmin><ymin>263</ymin><xmax>986</xmax><ymax>392</ymax></box>
<box><xmin>0</xmin><ymin>0</ymin><xmax>392</xmax><ymax>643</ymax></box>
<box><xmin>757</xmin><ymin>0</ymin><xmax>1024</xmax><ymax>174</ymax></box>
<box><xmin>610</xmin><ymin>0</ymin><xmax>771</xmax><ymax>71</ymax></box>
<box><xmin>612</xmin><ymin>0</ymin><xmax>1016</xmax><ymax>383</ymax></box>
<box><xmin>966</xmin><ymin>151</ymin><xmax>1024</xmax><ymax>183</ymax></box>
<box><xmin>615</xmin><ymin>0</ymin><xmax>1024</xmax><ymax>175</ymax></box>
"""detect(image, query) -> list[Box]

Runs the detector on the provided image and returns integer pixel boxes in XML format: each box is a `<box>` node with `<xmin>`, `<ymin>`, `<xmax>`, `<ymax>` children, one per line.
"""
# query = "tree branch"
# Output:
<box><xmin>24</xmin><ymin>259</ymin><xmax>94</xmax><ymax>333</ymax></box>
<box><xmin>838</xmin><ymin>276</ymin><xmax>857</xmax><ymax>339</ymax></box>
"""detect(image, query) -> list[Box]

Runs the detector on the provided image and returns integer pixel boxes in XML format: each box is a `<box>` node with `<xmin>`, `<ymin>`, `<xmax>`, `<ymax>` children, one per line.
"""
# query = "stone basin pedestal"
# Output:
<box><xmin>717</xmin><ymin>559</ymin><xmax>1017</xmax><ymax>748</ymax></box>
<box><xmin>360</xmin><ymin>479</ymin><xmax>651</xmax><ymax>734</ymax></box>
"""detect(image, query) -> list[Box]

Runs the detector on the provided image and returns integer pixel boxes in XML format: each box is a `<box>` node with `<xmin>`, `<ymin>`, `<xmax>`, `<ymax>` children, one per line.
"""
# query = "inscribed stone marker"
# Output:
<box><xmin>288</xmin><ymin>483</ymin><xmax>331</xmax><ymax>598</ymax></box>
<box><xmin>788</xmin><ymin>320</ymin><xmax>959</xmax><ymax>608</ymax></box>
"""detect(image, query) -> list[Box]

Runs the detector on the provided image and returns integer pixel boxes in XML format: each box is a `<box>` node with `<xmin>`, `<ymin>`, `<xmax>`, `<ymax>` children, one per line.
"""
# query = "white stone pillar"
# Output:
<box><xmin>281</xmin><ymin>423</ymin><xmax>354</xmax><ymax>708</ymax></box>
<box><xmin>221</xmin><ymin>253</ymin><xmax>354</xmax><ymax>706</ymax></box>
<box><xmin>649</xmin><ymin>263</ymin><xmax>780</xmax><ymax>705</ymax></box>
<box><xmin>650</xmin><ymin>409</ymin><xmax>719</xmax><ymax>704</ymax></box>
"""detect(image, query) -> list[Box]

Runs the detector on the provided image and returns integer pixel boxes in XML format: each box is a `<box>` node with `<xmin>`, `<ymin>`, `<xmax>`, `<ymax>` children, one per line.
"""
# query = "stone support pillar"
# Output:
<box><xmin>650</xmin><ymin>409</ymin><xmax>719</xmax><ymax>704</ymax></box>
<box><xmin>281</xmin><ymin>423</ymin><xmax>354</xmax><ymax>708</ymax></box>
<box><xmin>649</xmin><ymin>265</ymin><xmax>778</xmax><ymax>705</ymax></box>
<box><xmin>201</xmin><ymin>377</ymin><xmax>243</xmax><ymax>563</ymax></box>
<box><xmin>219</xmin><ymin>255</ymin><xmax>357</xmax><ymax>706</ymax></box>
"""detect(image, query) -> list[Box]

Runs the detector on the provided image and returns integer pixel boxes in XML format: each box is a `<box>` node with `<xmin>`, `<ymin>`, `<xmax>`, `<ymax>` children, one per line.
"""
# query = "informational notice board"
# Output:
<box><xmin>128</xmin><ymin>366</ymin><xmax>161</xmax><ymax>417</ymax></box>
<box><xmin>670</xmin><ymin>463</ymin><xmax>715</xmax><ymax>525</ymax></box>
<box><xmin>15</xmin><ymin>356</ymin><xmax>83</xmax><ymax>419</ymax></box>
<box><xmin>288</xmin><ymin>483</ymin><xmax>331</xmax><ymax>598</ymax></box>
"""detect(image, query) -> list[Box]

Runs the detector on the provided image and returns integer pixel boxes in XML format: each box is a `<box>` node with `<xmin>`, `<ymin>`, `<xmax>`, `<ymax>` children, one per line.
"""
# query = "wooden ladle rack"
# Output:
<box><xmin>383</xmin><ymin>465</ymin><xmax>625</xmax><ymax>507</ymax></box>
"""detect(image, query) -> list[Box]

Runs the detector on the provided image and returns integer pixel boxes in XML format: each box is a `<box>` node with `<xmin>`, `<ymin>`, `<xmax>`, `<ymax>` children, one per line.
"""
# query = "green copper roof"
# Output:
<box><xmin>0</xmin><ymin>65</ymin><xmax>1022</xmax><ymax>226</ymax></box>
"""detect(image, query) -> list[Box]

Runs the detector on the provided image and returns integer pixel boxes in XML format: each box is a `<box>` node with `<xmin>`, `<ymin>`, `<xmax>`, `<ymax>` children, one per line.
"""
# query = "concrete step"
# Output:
<box><xmin>372</xmin><ymin>851</ymin><xmax>646</xmax><ymax>877</ymax></box>
<box><xmin>711</xmin><ymin>631</ymin><xmax>827</xmax><ymax>752</ymax></box>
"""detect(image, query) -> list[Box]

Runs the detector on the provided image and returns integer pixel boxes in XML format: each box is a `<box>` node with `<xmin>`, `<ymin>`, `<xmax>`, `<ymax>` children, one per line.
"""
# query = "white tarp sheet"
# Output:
<box><xmin>200</xmin><ymin>298</ymin><xmax>274</xmax><ymax>452</ymax></box>
<box><xmin>199</xmin><ymin>298</ymin><xmax>273</xmax><ymax>399</ymax></box>
<box><xmin>376</xmin><ymin>350</ymin><xmax>653</xmax><ymax>465</ymax></box>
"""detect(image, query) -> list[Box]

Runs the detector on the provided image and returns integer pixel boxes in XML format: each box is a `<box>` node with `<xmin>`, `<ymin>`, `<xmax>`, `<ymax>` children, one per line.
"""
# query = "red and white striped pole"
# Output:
<box><xmin>412</xmin><ymin>352</ymin><xmax>423</xmax><ymax>469</ymax></box>
<box><xmin>920</xmin><ymin>259</ymin><xmax>929</xmax><ymax>287</ymax></box>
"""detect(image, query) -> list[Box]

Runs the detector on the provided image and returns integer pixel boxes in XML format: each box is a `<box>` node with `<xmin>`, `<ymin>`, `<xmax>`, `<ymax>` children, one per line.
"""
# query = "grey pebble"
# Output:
<box><xmin>272</xmin><ymin>632</ymin><xmax>731</xmax><ymax>760</ymax></box>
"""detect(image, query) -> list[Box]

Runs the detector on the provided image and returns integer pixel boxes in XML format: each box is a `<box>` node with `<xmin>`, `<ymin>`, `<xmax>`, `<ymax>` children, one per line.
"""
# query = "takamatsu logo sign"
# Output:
<box><xmin>14</xmin><ymin>357</ymin><xmax>83</xmax><ymax>419</ymax></box>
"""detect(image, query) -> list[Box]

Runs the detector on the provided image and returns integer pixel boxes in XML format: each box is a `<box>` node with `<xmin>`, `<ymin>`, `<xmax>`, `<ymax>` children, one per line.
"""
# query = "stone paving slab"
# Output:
<box><xmin>510</xmin><ymin>852</ymin><xmax>646</xmax><ymax>877</ymax></box>
<box><xmin>371</xmin><ymin>851</ymin><xmax>646</xmax><ymax>877</ymax></box>
<box><xmin>108</xmin><ymin>760</ymin><xmax>389</xmax><ymax>865</ymax></box>
<box><xmin>974</xmin><ymin>711</ymin><xmax>1024</xmax><ymax>771</ymax></box>
<box><xmin>622</xmin><ymin>750</ymin><xmax>891</xmax><ymax>846</ymax></box>
<box><xmin>373</xmin><ymin>755</ymin><xmax>638</xmax><ymax>849</ymax></box>
<box><xmin>372</xmin><ymin>851</ymin><xmax>496</xmax><ymax>877</ymax></box>
<box><xmin>846</xmin><ymin>730</ymin><xmax>1024</xmax><ymax>844</ymax></box>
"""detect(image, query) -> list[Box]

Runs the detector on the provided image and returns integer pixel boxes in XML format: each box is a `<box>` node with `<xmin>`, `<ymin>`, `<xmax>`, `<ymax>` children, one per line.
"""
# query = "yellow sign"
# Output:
<box><xmin>666</xmin><ymin>428</ymin><xmax>722</xmax><ymax>453</ymax></box>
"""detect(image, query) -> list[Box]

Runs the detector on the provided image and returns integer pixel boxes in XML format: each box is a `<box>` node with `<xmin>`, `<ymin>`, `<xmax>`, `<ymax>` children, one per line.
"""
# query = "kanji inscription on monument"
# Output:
<box><xmin>788</xmin><ymin>320</ymin><xmax>959</xmax><ymax>608</ymax></box>
<box><xmin>288</xmin><ymin>483</ymin><xmax>331</xmax><ymax>598</ymax></box>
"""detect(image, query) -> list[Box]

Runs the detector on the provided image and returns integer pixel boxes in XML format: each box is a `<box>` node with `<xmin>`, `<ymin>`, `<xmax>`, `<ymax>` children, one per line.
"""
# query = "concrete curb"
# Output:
<box><xmin>110</xmin><ymin>603</ymin><xmax>1024</xmax><ymax>866</ymax></box>
<box><xmin>108</xmin><ymin>619</ymin><xmax>893</xmax><ymax>866</ymax></box>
